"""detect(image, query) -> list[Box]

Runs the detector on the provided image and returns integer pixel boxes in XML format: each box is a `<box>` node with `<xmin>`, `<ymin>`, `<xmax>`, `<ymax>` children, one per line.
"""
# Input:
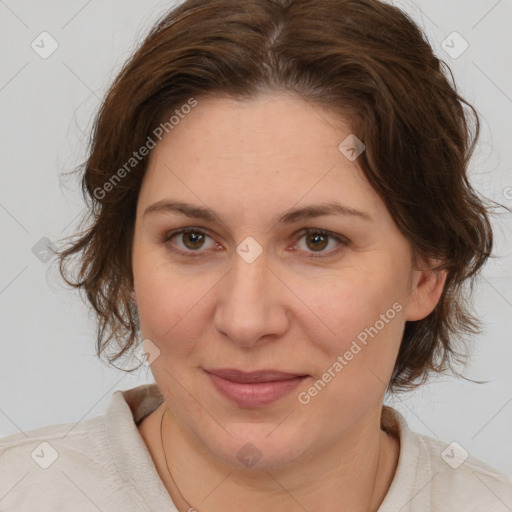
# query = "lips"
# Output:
<box><xmin>204</xmin><ymin>368</ymin><xmax>309</xmax><ymax>407</ymax></box>
<box><xmin>204</xmin><ymin>368</ymin><xmax>307</xmax><ymax>383</ymax></box>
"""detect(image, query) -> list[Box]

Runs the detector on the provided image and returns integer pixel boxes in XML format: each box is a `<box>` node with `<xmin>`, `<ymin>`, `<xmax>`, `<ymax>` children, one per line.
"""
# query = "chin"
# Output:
<box><xmin>196</xmin><ymin>420</ymin><xmax>315</xmax><ymax>471</ymax></box>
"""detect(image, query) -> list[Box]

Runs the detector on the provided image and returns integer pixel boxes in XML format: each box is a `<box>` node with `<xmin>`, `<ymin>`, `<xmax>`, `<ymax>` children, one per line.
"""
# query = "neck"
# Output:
<box><xmin>140</xmin><ymin>403</ymin><xmax>399</xmax><ymax>512</ymax></box>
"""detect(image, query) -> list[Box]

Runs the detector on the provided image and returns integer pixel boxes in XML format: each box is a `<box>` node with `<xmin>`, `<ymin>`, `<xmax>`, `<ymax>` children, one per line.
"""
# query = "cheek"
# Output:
<box><xmin>292</xmin><ymin>263</ymin><xmax>407</xmax><ymax>387</ymax></box>
<box><xmin>293</xmin><ymin>272</ymin><xmax>406</xmax><ymax>426</ymax></box>
<box><xmin>133</xmin><ymin>249</ymin><xmax>218</xmax><ymax>359</ymax></box>
<box><xmin>300</xmin><ymin>268</ymin><xmax>405</xmax><ymax>342</ymax></box>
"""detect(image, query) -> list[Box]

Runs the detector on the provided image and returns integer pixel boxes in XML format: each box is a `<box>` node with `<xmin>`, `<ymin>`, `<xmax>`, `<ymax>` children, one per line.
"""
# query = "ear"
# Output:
<box><xmin>405</xmin><ymin>266</ymin><xmax>447</xmax><ymax>321</ymax></box>
<box><xmin>131</xmin><ymin>290</ymin><xmax>137</xmax><ymax>302</ymax></box>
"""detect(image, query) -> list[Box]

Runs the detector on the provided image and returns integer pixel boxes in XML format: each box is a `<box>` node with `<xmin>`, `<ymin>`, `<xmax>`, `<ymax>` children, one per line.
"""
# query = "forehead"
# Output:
<box><xmin>153</xmin><ymin>92</ymin><xmax>351</xmax><ymax>161</ymax></box>
<box><xmin>138</xmin><ymin>92</ymin><xmax>384</xmax><ymax>224</ymax></box>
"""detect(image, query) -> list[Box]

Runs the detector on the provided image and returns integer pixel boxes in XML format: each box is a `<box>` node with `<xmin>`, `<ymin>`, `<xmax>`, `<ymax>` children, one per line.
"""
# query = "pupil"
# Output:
<box><xmin>185</xmin><ymin>233</ymin><xmax>204</xmax><ymax>249</ymax></box>
<box><xmin>309</xmin><ymin>233</ymin><xmax>327</xmax><ymax>251</ymax></box>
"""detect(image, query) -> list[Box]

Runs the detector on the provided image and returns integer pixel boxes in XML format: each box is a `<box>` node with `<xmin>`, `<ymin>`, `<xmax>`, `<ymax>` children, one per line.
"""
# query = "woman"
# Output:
<box><xmin>1</xmin><ymin>0</ymin><xmax>511</xmax><ymax>510</ymax></box>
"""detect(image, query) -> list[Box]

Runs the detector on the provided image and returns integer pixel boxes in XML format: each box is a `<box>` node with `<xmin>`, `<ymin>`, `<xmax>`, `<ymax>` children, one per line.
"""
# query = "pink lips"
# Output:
<box><xmin>204</xmin><ymin>368</ymin><xmax>308</xmax><ymax>407</ymax></box>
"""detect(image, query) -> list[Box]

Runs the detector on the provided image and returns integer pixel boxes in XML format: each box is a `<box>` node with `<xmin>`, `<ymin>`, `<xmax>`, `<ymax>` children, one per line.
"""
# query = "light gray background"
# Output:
<box><xmin>1</xmin><ymin>0</ymin><xmax>511</xmax><ymax>475</ymax></box>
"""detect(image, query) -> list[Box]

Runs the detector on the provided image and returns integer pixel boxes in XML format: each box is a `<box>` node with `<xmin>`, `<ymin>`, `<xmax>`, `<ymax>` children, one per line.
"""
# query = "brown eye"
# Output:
<box><xmin>305</xmin><ymin>232</ymin><xmax>329</xmax><ymax>252</ymax></box>
<box><xmin>181</xmin><ymin>231</ymin><xmax>206</xmax><ymax>250</ymax></box>
<box><xmin>295</xmin><ymin>228</ymin><xmax>349</xmax><ymax>259</ymax></box>
<box><xmin>162</xmin><ymin>228</ymin><xmax>216</xmax><ymax>257</ymax></box>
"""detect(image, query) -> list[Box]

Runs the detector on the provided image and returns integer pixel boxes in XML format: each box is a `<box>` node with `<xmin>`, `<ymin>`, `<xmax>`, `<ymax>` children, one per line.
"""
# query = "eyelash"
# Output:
<box><xmin>161</xmin><ymin>227</ymin><xmax>349</xmax><ymax>259</ymax></box>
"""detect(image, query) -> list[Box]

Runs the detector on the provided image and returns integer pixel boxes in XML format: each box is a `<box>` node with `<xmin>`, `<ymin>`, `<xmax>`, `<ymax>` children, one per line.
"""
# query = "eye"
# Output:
<box><xmin>293</xmin><ymin>228</ymin><xmax>349</xmax><ymax>259</ymax></box>
<box><xmin>161</xmin><ymin>227</ymin><xmax>218</xmax><ymax>257</ymax></box>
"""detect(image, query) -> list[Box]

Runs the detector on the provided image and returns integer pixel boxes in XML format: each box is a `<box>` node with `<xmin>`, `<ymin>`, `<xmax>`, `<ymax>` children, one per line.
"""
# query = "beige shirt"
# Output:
<box><xmin>1</xmin><ymin>384</ymin><xmax>511</xmax><ymax>511</ymax></box>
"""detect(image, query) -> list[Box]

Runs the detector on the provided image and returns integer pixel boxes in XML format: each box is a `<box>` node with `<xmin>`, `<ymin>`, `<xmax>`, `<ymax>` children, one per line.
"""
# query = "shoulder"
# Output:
<box><xmin>379</xmin><ymin>406</ymin><xmax>512</xmax><ymax>512</ymax></box>
<box><xmin>0</xmin><ymin>406</ymin><xmax>146</xmax><ymax>511</ymax></box>
<box><xmin>1</xmin><ymin>416</ymin><xmax>111</xmax><ymax>509</ymax></box>
<box><xmin>0</xmin><ymin>414</ymin><xmax>108</xmax><ymax>472</ymax></box>
<box><xmin>418</xmin><ymin>431</ymin><xmax>512</xmax><ymax>510</ymax></box>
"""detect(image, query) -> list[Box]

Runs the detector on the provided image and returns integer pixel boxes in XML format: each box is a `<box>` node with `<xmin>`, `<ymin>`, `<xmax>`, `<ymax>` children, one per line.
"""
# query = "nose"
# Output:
<box><xmin>213</xmin><ymin>248</ymin><xmax>289</xmax><ymax>348</ymax></box>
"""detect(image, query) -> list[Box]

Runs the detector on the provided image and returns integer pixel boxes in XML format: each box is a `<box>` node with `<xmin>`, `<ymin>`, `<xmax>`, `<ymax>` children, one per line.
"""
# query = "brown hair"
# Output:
<box><xmin>57</xmin><ymin>0</ymin><xmax>494</xmax><ymax>392</ymax></box>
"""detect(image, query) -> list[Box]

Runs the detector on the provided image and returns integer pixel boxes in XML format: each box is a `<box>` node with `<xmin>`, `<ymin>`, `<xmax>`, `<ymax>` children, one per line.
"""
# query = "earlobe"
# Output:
<box><xmin>405</xmin><ymin>268</ymin><xmax>447</xmax><ymax>322</ymax></box>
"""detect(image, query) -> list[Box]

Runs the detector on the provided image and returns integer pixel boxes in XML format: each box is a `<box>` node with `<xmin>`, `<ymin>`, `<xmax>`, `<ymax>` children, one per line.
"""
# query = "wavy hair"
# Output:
<box><xmin>57</xmin><ymin>0</ymin><xmax>494</xmax><ymax>392</ymax></box>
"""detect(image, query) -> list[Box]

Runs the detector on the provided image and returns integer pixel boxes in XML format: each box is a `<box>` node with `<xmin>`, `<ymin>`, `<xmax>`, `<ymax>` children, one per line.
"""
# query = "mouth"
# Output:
<box><xmin>203</xmin><ymin>368</ymin><xmax>309</xmax><ymax>407</ymax></box>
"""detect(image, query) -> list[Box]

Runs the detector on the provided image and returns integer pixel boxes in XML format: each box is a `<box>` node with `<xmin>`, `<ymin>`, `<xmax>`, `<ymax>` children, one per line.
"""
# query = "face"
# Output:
<box><xmin>132</xmin><ymin>92</ymin><xmax>443</xmax><ymax>469</ymax></box>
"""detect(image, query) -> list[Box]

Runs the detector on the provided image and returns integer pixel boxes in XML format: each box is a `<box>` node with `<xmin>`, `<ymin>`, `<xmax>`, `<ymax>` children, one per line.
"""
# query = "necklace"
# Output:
<box><xmin>160</xmin><ymin>406</ymin><xmax>199</xmax><ymax>511</ymax></box>
<box><xmin>159</xmin><ymin>405</ymin><xmax>383</xmax><ymax>512</ymax></box>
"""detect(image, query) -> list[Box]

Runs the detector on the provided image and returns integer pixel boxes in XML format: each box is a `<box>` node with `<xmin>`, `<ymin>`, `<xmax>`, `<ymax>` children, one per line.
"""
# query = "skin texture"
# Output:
<box><xmin>132</xmin><ymin>93</ymin><xmax>446</xmax><ymax>511</ymax></box>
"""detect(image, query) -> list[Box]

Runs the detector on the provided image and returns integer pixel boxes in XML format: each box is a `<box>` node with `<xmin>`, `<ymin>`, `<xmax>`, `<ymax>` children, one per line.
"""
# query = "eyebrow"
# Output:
<box><xmin>143</xmin><ymin>200</ymin><xmax>372</xmax><ymax>225</ymax></box>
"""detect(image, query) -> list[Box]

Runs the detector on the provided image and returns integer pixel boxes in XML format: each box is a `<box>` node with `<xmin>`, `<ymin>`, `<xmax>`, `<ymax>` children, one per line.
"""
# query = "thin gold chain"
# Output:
<box><xmin>160</xmin><ymin>406</ymin><xmax>200</xmax><ymax>511</ymax></box>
